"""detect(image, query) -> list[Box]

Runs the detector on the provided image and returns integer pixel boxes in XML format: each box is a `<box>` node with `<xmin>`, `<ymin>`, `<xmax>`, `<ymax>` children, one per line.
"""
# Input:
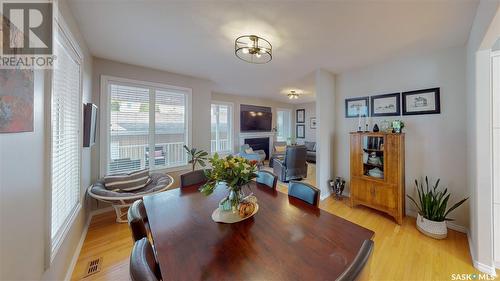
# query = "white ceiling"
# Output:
<box><xmin>67</xmin><ymin>0</ymin><xmax>478</xmax><ymax>104</ymax></box>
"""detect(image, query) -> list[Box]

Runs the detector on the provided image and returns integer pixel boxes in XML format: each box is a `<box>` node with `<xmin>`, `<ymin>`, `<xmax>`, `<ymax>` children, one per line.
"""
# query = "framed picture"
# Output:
<box><xmin>296</xmin><ymin>109</ymin><xmax>305</xmax><ymax>123</ymax></box>
<box><xmin>370</xmin><ymin>93</ymin><xmax>401</xmax><ymax>117</ymax></box>
<box><xmin>310</xmin><ymin>117</ymin><xmax>317</xmax><ymax>129</ymax></box>
<box><xmin>402</xmin><ymin>88</ymin><xmax>440</xmax><ymax>115</ymax></box>
<box><xmin>345</xmin><ymin>97</ymin><xmax>369</xmax><ymax>118</ymax></box>
<box><xmin>0</xmin><ymin>69</ymin><xmax>34</xmax><ymax>133</ymax></box>
<box><xmin>296</xmin><ymin>124</ymin><xmax>305</xmax><ymax>138</ymax></box>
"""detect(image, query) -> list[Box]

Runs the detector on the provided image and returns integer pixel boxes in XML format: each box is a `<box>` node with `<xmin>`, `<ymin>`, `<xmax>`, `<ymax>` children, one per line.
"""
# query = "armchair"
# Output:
<box><xmin>239</xmin><ymin>144</ymin><xmax>266</xmax><ymax>162</ymax></box>
<box><xmin>273</xmin><ymin>145</ymin><xmax>308</xmax><ymax>182</ymax></box>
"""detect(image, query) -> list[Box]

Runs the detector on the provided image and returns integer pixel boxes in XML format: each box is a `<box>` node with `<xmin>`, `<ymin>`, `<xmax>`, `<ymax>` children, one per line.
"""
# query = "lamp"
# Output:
<box><xmin>235</xmin><ymin>35</ymin><xmax>272</xmax><ymax>64</ymax></box>
<box><xmin>288</xmin><ymin>90</ymin><xmax>299</xmax><ymax>100</ymax></box>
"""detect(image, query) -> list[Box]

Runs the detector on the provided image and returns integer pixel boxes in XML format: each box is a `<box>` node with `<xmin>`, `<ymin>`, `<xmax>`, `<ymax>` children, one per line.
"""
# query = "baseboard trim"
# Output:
<box><xmin>467</xmin><ymin>229</ymin><xmax>497</xmax><ymax>276</ymax></box>
<box><xmin>63</xmin><ymin>206</ymin><xmax>114</xmax><ymax>280</ymax></box>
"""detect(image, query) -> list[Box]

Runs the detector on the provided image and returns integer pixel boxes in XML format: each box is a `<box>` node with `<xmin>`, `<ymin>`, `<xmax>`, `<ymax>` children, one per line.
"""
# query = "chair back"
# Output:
<box><xmin>127</xmin><ymin>200</ymin><xmax>148</xmax><ymax>242</ymax></box>
<box><xmin>272</xmin><ymin>141</ymin><xmax>287</xmax><ymax>153</ymax></box>
<box><xmin>130</xmin><ymin>238</ymin><xmax>161</xmax><ymax>281</ymax></box>
<box><xmin>284</xmin><ymin>145</ymin><xmax>307</xmax><ymax>169</ymax></box>
<box><xmin>181</xmin><ymin>170</ymin><xmax>208</xmax><ymax>188</ymax></box>
<box><xmin>288</xmin><ymin>181</ymin><xmax>320</xmax><ymax>206</ymax></box>
<box><xmin>256</xmin><ymin>170</ymin><xmax>278</xmax><ymax>189</ymax></box>
<box><xmin>335</xmin><ymin>240</ymin><xmax>374</xmax><ymax>281</ymax></box>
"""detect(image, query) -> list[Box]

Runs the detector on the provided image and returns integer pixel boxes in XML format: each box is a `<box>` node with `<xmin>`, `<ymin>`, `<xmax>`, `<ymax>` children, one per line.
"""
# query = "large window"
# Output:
<box><xmin>211</xmin><ymin>103</ymin><xmax>232</xmax><ymax>154</ymax></box>
<box><xmin>276</xmin><ymin>109</ymin><xmax>291</xmax><ymax>142</ymax></box>
<box><xmin>50</xmin><ymin>20</ymin><xmax>82</xmax><ymax>258</ymax></box>
<box><xmin>102</xmin><ymin>77</ymin><xmax>191</xmax><ymax>175</ymax></box>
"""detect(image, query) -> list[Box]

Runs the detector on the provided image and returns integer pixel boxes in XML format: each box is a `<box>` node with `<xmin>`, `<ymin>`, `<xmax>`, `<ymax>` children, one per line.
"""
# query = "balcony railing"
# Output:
<box><xmin>211</xmin><ymin>139</ymin><xmax>230</xmax><ymax>153</ymax></box>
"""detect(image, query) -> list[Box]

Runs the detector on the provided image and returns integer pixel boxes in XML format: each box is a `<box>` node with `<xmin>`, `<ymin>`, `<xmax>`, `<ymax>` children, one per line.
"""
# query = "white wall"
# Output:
<box><xmin>294</xmin><ymin>102</ymin><xmax>316</xmax><ymax>143</ymax></box>
<box><xmin>0</xmin><ymin>0</ymin><xmax>94</xmax><ymax>280</ymax></box>
<box><xmin>334</xmin><ymin>46</ymin><xmax>469</xmax><ymax>228</ymax></box>
<box><xmin>466</xmin><ymin>0</ymin><xmax>499</xmax><ymax>274</ymax></box>
<box><xmin>92</xmin><ymin>58</ymin><xmax>213</xmax><ymax>180</ymax></box>
<box><xmin>211</xmin><ymin>92</ymin><xmax>295</xmax><ymax>153</ymax></box>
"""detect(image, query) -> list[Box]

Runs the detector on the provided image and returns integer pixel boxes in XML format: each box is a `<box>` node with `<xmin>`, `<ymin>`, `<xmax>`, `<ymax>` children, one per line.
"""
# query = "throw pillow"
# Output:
<box><xmin>245</xmin><ymin>148</ymin><xmax>254</xmax><ymax>154</ymax></box>
<box><xmin>104</xmin><ymin>169</ymin><xmax>150</xmax><ymax>192</ymax></box>
<box><xmin>274</xmin><ymin>145</ymin><xmax>286</xmax><ymax>153</ymax></box>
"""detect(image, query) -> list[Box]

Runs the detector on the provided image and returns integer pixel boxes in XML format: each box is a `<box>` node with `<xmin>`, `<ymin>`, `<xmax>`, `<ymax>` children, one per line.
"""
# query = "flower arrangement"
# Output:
<box><xmin>200</xmin><ymin>154</ymin><xmax>258</xmax><ymax>210</ymax></box>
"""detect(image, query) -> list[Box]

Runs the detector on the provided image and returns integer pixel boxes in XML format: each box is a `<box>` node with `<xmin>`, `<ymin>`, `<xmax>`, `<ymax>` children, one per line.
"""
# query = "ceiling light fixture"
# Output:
<box><xmin>288</xmin><ymin>90</ymin><xmax>299</xmax><ymax>100</ymax></box>
<box><xmin>235</xmin><ymin>35</ymin><xmax>272</xmax><ymax>64</ymax></box>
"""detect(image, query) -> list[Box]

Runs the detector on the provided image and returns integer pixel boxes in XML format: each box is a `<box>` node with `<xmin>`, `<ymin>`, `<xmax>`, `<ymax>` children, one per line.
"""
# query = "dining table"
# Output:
<box><xmin>143</xmin><ymin>181</ymin><xmax>374</xmax><ymax>281</ymax></box>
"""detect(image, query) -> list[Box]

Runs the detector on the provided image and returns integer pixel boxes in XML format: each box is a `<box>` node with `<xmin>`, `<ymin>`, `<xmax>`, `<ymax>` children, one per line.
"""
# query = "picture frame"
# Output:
<box><xmin>310</xmin><ymin>117</ymin><xmax>317</xmax><ymax>129</ymax></box>
<box><xmin>402</xmin><ymin>88</ymin><xmax>440</xmax><ymax>115</ymax></box>
<box><xmin>345</xmin><ymin>97</ymin><xmax>369</xmax><ymax>118</ymax></box>
<box><xmin>296</xmin><ymin>109</ymin><xmax>305</xmax><ymax>123</ymax></box>
<box><xmin>370</xmin><ymin>93</ymin><xmax>401</xmax><ymax>117</ymax></box>
<box><xmin>296</xmin><ymin>124</ymin><xmax>305</xmax><ymax>138</ymax></box>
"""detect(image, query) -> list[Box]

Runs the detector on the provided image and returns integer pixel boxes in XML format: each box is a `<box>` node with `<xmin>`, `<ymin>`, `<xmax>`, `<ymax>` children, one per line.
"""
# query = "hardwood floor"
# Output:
<box><xmin>72</xmin><ymin>166</ymin><xmax>485</xmax><ymax>280</ymax></box>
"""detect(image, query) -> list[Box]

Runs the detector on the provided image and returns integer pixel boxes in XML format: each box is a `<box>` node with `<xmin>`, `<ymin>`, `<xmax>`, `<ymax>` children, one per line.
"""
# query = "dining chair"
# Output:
<box><xmin>288</xmin><ymin>181</ymin><xmax>320</xmax><ymax>206</ymax></box>
<box><xmin>335</xmin><ymin>239</ymin><xmax>374</xmax><ymax>281</ymax></box>
<box><xmin>180</xmin><ymin>170</ymin><xmax>208</xmax><ymax>188</ymax></box>
<box><xmin>130</xmin><ymin>237</ymin><xmax>162</xmax><ymax>281</ymax></box>
<box><xmin>127</xmin><ymin>199</ymin><xmax>148</xmax><ymax>242</ymax></box>
<box><xmin>256</xmin><ymin>170</ymin><xmax>278</xmax><ymax>189</ymax></box>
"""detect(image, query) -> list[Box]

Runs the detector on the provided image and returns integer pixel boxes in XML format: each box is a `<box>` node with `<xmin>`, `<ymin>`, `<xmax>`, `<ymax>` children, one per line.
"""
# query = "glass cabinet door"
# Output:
<box><xmin>362</xmin><ymin>135</ymin><xmax>384</xmax><ymax>179</ymax></box>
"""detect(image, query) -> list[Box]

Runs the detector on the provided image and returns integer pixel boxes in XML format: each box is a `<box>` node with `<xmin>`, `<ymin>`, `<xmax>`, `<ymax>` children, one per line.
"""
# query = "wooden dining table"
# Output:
<box><xmin>143</xmin><ymin>182</ymin><xmax>374</xmax><ymax>281</ymax></box>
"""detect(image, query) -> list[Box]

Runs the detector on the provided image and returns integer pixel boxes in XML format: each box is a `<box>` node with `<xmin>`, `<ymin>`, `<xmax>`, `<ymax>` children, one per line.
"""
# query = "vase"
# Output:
<box><xmin>219</xmin><ymin>188</ymin><xmax>245</xmax><ymax>212</ymax></box>
<box><xmin>416</xmin><ymin>213</ymin><xmax>447</xmax><ymax>239</ymax></box>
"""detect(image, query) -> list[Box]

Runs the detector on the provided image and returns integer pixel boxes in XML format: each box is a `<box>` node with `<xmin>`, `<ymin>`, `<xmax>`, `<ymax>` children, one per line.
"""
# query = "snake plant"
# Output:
<box><xmin>407</xmin><ymin>177</ymin><xmax>468</xmax><ymax>222</ymax></box>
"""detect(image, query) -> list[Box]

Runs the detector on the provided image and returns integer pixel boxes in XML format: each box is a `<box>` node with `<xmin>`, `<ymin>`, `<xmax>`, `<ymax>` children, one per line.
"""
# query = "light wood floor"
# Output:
<box><xmin>72</xmin><ymin>166</ymin><xmax>487</xmax><ymax>280</ymax></box>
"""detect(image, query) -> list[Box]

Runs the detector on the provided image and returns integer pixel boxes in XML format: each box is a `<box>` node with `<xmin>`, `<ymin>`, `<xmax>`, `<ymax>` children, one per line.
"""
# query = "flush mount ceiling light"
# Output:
<box><xmin>288</xmin><ymin>90</ymin><xmax>299</xmax><ymax>100</ymax></box>
<box><xmin>235</xmin><ymin>35</ymin><xmax>272</xmax><ymax>64</ymax></box>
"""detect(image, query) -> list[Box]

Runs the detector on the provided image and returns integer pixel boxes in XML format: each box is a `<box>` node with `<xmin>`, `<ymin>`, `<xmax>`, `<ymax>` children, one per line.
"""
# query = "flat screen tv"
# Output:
<box><xmin>240</xmin><ymin>104</ymin><xmax>272</xmax><ymax>132</ymax></box>
<box><xmin>83</xmin><ymin>103</ymin><xmax>98</xmax><ymax>147</ymax></box>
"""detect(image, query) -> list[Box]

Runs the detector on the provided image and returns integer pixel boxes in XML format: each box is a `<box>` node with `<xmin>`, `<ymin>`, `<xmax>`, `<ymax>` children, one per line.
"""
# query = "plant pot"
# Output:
<box><xmin>416</xmin><ymin>214</ymin><xmax>447</xmax><ymax>239</ymax></box>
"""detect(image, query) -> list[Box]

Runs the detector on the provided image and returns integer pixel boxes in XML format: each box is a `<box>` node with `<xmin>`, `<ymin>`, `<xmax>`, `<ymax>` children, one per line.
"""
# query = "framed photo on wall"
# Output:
<box><xmin>296</xmin><ymin>124</ymin><xmax>305</xmax><ymax>138</ymax></box>
<box><xmin>370</xmin><ymin>93</ymin><xmax>401</xmax><ymax>117</ymax></box>
<box><xmin>296</xmin><ymin>109</ymin><xmax>305</xmax><ymax>123</ymax></box>
<box><xmin>345</xmin><ymin>97</ymin><xmax>369</xmax><ymax>118</ymax></box>
<box><xmin>310</xmin><ymin>117</ymin><xmax>317</xmax><ymax>129</ymax></box>
<box><xmin>402</xmin><ymin>88</ymin><xmax>440</xmax><ymax>115</ymax></box>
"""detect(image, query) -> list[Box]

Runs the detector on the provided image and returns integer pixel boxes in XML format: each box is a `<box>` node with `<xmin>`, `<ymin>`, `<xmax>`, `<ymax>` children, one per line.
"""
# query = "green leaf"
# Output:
<box><xmin>444</xmin><ymin>197</ymin><xmax>469</xmax><ymax>219</ymax></box>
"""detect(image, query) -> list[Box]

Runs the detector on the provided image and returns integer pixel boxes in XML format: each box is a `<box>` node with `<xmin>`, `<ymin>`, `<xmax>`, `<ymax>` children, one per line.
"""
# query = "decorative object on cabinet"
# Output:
<box><xmin>407</xmin><ymin>177</ymin><xmax>468</xmax><ymax>239</ymax></box>
<box><xmin>296</xmin><ymin>109</ymin><xmax>305</xmax><ymax>123</ymax></box>
<box><xmin>373</xmin><ymin>124</ymin><xmax>379</xmax><ymax>132</ymax></box>
<box><xmin>345</xmin><ymin>97</ymin><xmax>369</xmax><ymax>118</ymax></box>
<box><xmin>370</xmin><ymin>93</ymin><xmax>401</xmax><ymax>117</ymax></box>
<box><xmin>402</xmin><ymin>88</ymin><xmax>440</xmax><ymax>115</ymax></box>
<box><xmin>350</xmin><ymin>132</ymin><xmax>405</xmax><ymax>224</ymax></box>
<box><xmin>310</xmin><ymin>117</ymin><xmax>317</xmax><ymax>129</ymax></box>
<box><xmin>391</xmin><ymin>120</ymin><xmax>405</xmax><ymax>133</ymax></box>
<box><xmin>296</xmin><ymin>124</ymin><xmax>305</xmax><ymax>138</ymax></box>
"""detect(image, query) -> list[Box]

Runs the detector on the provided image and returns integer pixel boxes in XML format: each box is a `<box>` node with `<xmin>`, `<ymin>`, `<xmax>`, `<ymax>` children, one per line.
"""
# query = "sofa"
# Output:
<box><xmin>304</xmin><ymin>141</ymin><xmax>316</xmax><ymax>163</ymax></box>
<box><xmin>239</xmin><ymin>144</ymin><xmax>266</xmax><ymax>163</ymax></box>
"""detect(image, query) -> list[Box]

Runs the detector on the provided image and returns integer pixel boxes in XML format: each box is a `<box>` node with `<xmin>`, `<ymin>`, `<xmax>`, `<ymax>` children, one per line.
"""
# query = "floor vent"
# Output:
<box><xmin>83</xmin><ymin>257</ymin><xmax>102</xmax><ymax>278</ymax></box>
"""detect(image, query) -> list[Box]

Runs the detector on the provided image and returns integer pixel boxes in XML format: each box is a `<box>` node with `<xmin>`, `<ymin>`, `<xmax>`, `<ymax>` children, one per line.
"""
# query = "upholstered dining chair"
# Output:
<box><xmin>335</xmin><ymin>239</ymin><xmax>374</xmax><ymax>281</ymax></box>
<box><xmin>130</xmin><ymin>238</ymin><xmax>162</xmax><ymax>281</ymax></box>
<box><xmin>256</xmin><ymin>170</ymin><xmax>278</xmax><ymax>189</ymax></box>
<box><xmin>180</xmin><ymin>170</ymin><xmax>208</xmax><ymax>188</ymax></box>
<box><xmin>127</xmin><ymin>199</ymin><xmax>149</xmax><ymax>242</ymax></box>
<box><xmin>288</xmin><ymin>181</ymin><xmax>320</xmax><ymax>206</ymax></box>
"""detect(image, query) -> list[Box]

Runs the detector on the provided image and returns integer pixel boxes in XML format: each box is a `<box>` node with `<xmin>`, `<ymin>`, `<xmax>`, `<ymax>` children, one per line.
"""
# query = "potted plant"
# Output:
<box><xmin>407</xmin><ymin>177</ymin><xmax>468</xmax><ymax>239</ymax></box>
<box><xmin>183</xmin><ymin>145</ymin><xmax>208</xmax><ymax>171</ymax></box>
<box><xmin>200</xmin><ymin>154</ymin><xmax>258</xmax><ymax>212</ymax></box>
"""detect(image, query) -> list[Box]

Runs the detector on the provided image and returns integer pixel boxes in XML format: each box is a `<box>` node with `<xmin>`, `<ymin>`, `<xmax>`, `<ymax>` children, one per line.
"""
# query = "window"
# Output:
<box><xmin>276</xmin><ymin>109</ymin><xmax>291</xmax><ymax>142</ymax></box>
<box><xmin>50</xmin><ymin>20</ymin><xmax>82</xmax><ymax>258</ymax></box>
<box><xmin>211</xmin><ymin>103</ymin><xmax>232</xmax><ymax>154</ymax></box>
<box><xmin>102</xmin><ymin>77</ymin><xmax>191</xmax><ymax>175</ymax></box>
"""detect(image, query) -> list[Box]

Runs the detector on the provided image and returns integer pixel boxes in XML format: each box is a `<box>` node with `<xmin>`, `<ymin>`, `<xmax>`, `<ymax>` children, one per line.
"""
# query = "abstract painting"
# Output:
<box><xmin>0</xmin><ymin>69</ymin><xmax>34</xmax><ymax>133</ymax></box>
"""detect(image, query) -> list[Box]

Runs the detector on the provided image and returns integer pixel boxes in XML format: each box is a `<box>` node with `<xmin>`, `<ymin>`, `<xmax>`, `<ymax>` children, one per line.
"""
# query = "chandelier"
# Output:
<box><xmin>235</xmin><ymin>35</ymin><xmax>272</xmax><ymax>64</ymax></box>
<box><xmin>288</xmin><ymin>90</ymin><xmax>299</xmax><ymax>100</ymax></box>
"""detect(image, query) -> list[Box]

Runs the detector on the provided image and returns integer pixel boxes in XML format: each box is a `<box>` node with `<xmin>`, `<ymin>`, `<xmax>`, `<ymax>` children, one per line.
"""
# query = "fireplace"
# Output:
<box><xmin>244</xmin><ymin>137</ymin><xmax>270</xmax><ymax>160</ymax></box>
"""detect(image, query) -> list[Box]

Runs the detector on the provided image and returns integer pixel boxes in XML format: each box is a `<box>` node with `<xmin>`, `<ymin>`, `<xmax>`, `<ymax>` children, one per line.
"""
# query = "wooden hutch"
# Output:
<box><xmin>349</xmin><ymin>132</ymin><xmax>405</xmax><ymax>224</ymax></box>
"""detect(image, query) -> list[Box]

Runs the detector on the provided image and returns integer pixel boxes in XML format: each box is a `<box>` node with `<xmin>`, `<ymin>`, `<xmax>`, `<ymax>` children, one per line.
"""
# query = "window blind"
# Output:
<box><xmin>211</xmin><ymin>103</ymin><xmax>232</xmax><ymax>153</ymax></box>
<box><xmin>51</xmin><ymin>28</ymin><xmax>81</xmax><ymax>253</ymax></box>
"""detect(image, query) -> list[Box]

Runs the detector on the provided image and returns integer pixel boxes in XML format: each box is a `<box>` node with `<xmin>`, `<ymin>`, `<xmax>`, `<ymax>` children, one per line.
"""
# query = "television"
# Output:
<box><xmin>240</xmin><ymin>104</ymin><xmax>272</xmax><ymax>132</ymax></box>
<box><xmin>83</xmin><ymin>103</ymin><xmax>98</xmax><ymax>147</ymax></box>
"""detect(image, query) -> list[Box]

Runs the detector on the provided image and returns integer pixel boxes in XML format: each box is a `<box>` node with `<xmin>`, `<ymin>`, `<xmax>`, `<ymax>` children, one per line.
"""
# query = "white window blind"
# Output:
<box><xmin>276</xmin><ymin>109</ymin><xmax>291</xmax><ymax>142</ymax></box>
<box><xmin>105</xmin><ymin>80</ymin><xmax>190</xmax><ymax>175</ymax></box>
<box><xmin>211</xmin><ymin>103</ymin><xmax>232</xmax><ymax>153</ymax></box>
<box><xmin>51</xmin><ymin>23</ymin><xmax>82</xmax><ymax>256</ymax></box>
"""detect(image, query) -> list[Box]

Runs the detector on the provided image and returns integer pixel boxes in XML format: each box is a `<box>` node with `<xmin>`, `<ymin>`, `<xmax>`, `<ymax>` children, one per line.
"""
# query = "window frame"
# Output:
<box><xmin>210</xmin><ymin>101</ymin><xmax>234</xmax><ymax>155</ymax></box>
<box><xmin>45</xmin><ymin>14</ymin><xmax>84</xmax><ymax>264</ymax></box>
<box><xmin>100</xmin><ymin>75</ymin><xmax>192</xmax><ymax>177</ymax></box>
